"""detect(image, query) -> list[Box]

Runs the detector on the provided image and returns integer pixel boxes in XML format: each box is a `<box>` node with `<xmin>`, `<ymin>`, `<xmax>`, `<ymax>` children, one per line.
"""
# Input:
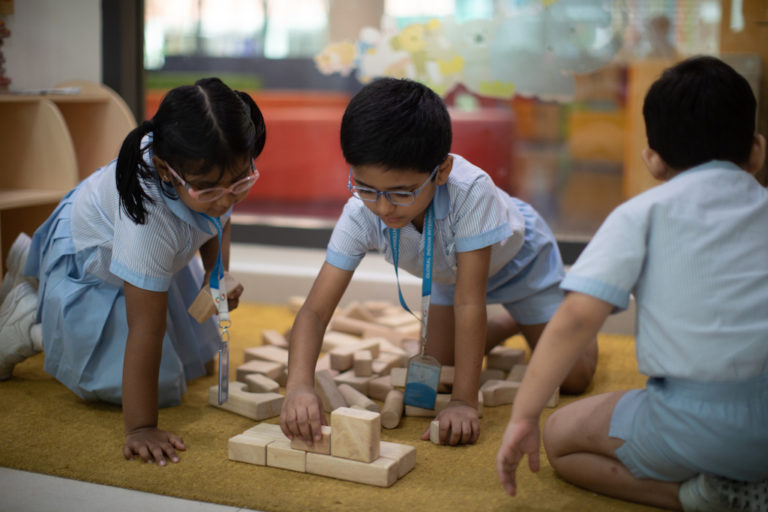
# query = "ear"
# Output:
<box><xmin>152</xmin><ymin>156</ymin><xmax>172</xmax><ymax>183</ymax></box>
<box><xmin>641</xmin><ymin>147</ymin><xmax>673</xmax><ymax>181</ymax></box>
<box><xmin>435</xmin><ymin>155</ymin><xmax>453</xmax><ymax>185</ymax></box>
<box><xmin>744</xmin><ymin>134</ymin><xmax>766</xmax><ymax>175</ymax></box>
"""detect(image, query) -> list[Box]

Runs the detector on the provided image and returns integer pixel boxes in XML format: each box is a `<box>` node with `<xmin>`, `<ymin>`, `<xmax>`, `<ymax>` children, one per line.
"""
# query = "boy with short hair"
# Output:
<box><xmin>496</xmin><ymin>56</ymin><xmax>768</xmax><ymax>511</ymax></box>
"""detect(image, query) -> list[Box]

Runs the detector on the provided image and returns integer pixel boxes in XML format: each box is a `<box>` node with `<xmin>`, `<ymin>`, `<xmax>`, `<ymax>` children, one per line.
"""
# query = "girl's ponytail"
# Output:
<box><xmin>116</xmin><ymin>120</ymin><xmax>155</xmax><ymax>224</ymax></box>
<box><xmin>235</xmin><ymin>90</ymin><xmax>267</xmax><ymax>158</ymax></box>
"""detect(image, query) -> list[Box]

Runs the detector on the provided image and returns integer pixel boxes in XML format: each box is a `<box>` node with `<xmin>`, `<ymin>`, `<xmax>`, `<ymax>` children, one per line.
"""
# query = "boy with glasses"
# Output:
<box><xmin>280</xmin><ymin>77</ymin><xmax>597</xmax><ymax>447</ymax></box>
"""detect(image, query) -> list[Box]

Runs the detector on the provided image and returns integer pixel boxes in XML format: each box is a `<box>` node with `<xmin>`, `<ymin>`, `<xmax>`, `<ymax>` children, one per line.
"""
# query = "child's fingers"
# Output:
<box><xmin>169</xmin><ymin>434</ymin><xmax>186</xmax><ymax>451</ymax></box>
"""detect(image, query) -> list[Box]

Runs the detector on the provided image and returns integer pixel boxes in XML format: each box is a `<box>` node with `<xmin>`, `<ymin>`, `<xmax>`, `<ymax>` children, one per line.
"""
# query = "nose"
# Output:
<box><xmin>373</xmin><ymin>193</ymin><xmax>395</xmax><ymax>216</ymax></box>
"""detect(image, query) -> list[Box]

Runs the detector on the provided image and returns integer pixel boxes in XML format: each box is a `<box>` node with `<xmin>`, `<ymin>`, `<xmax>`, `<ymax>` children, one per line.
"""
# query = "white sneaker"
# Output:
<box><xmin>0</xmin><ymin>233</ymin><xmax>33</xmax><ymax>305</ymax></box>
<box><xmin>680</xmin><ymin>473</ymin><xmax>768</xmax><ymax>512</ymax></box>
<box><xmin>0</xmin><ymin>281</ymin><xmax>38</xmax><ymax>380</ymax></box>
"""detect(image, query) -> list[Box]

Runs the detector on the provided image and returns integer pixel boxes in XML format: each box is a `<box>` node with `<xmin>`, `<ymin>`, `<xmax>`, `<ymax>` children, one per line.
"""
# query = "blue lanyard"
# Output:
<box><xmin>200</xmin><ymin>213</ymin><xmax>230</xmax><ymax>404</ymax></box>
<box><xmin>389</xmin><ymin>202</ymin><xmax>434</xmax><ymax>353</ymax></box>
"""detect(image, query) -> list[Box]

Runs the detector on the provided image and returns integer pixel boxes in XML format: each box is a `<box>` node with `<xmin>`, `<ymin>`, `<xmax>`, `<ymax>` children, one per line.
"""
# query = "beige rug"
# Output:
<box><xmin>0</xmin><ymin>302</ymin><xmax>660</xmax><ymax>512</ymax></box>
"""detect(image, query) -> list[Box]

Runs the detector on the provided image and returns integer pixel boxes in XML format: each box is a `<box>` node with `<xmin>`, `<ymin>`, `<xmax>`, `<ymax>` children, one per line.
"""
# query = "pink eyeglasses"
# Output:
<box><xmin>164</xmin><ymin>160</ymin><xmax>259</xmax><ymax>202</ymax></box>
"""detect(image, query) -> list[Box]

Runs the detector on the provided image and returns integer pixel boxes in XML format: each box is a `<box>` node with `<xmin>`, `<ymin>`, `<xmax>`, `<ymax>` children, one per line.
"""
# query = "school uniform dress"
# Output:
<box><xmin>23</xmin><ymin>155</ymin><xmax>224</xmax><ymax>407</ymax></box>
<box><xmin>326</xmin><ymin>154</ymin><xmax>564</xmax><ymax>325</ymax></box>
<box><xmin>562</xmin><ymin>160</ymin><xmax>768</xmax><ymax>481</ymax></box>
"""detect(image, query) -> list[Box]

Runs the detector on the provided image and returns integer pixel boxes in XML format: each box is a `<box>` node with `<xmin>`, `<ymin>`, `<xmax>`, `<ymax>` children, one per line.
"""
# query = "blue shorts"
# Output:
<box><xmin>610</xmin><ymin>374</ymin><xmax>768</xmax><ymax>482</ymax></box>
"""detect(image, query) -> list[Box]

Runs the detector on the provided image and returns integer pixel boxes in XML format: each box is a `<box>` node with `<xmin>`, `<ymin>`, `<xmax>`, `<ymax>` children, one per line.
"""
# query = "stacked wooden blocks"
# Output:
<box><xmin>228</xmin><ymin>409</ymin><xmax>416</xmax><ymax>487</ymax></box>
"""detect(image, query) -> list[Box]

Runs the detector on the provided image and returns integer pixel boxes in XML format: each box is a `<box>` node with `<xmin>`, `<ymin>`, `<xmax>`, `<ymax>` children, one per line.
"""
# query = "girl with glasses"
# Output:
<box><xmin>6</xmin><ymin>77</ymin><xmax>266</xmax><ymax>466</ymax></box>
<box><xmin>280</xmin><ymin>78</ymin><xmax>597</xmax><ymax>448</ymax></box>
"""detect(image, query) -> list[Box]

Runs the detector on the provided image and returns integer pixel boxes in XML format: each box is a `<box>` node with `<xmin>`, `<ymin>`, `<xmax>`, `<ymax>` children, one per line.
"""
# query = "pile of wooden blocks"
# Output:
<box><xmin>209</xmin><ymin>299</ymin><xmax>557</xmax><ymax>426</ymax></box>
<box><xmin>228</xmin><ymin>408</ymin><xmax>416</xmax><ymax>487</ymax></box>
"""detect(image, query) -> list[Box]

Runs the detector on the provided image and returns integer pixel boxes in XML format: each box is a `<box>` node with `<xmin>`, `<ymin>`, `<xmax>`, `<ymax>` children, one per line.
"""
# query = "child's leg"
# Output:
<box><xmin>520</xmin><ymin>322</ymin><xmax>597</xmax><ymax>394</ymax></box>
<box><xmin>544</xmin><ymin>391</ymin><xmax>682</xmax><ymax>510</ymax></box>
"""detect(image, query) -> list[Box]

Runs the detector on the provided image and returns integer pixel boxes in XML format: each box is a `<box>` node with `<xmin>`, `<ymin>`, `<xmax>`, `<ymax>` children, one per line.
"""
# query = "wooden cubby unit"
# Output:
<box><xmin>0</xmin><ymin>81</ymin><xmax>136</xmax><ymax>270</ymax></box>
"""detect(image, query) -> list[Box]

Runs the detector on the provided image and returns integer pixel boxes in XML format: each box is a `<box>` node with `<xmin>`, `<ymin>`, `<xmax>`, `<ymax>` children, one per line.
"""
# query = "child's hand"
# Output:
<box><xmin>496</xmin><ymin>417</ymin><xmax>540</xmax><ymax>496</ymax></box>
<box><xmin>280</xmin><ymin>386</ymin><xmax>326</xmax><ymax>445</ymax></box>
<box><xmin>123</xmin><ymin>426</ymin><xmax>186</xmax><ymax>466</ymax></box>
<box><xmin>421</xmin><ymin>400</ymin><xmax>480</xmax><ymax>445</ymax></box>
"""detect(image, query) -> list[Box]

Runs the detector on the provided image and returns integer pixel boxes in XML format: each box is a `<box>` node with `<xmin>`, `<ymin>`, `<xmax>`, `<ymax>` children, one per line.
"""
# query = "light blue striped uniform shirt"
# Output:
<box><xmin>562</xmin><ymin>161</ymin><xmax>768</xmax><ymax>380</ymax></box>
<box><xmin>327</xmin><ymin>154</ymin><xmax>563</xmax><ymax>306</ymax></box>
<box><xmin>70</xmin><ymin>153</ymin><xmax>227</xmax><ymax>292</ymax></box>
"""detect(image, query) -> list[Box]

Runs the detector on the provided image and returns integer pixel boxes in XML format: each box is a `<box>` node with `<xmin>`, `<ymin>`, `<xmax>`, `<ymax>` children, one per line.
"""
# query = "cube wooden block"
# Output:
<box><xmin>330</xmin><ymin>407</ymin><xmax>380</xmax><ymax>463</ymax></box>
<box><xmin>486</xmin><ymin>346</ymin><xmax>527</xmax><ymax>371</ymax></box>
<box><xmin>306</xmin><ymin>452</ymin><xmax>397</xmax><ymax>488</ymax></box>
<box><xmin>267</xmin><ymin>438</ymin><xmax>307</xmax><ymax>472</ymax></box>
<box><xmin>208</xmin><ymin>382</ymin><xmax>283</xmax><ymax>420</ymax></box>
<box><xmin>389</xmin><ymin>367</ymin><xmax>407</xmax><ymax>388</ymax></box>
<box><xmin>187</xmin><ymin>273</ymin><xmax>241</xmax><ymax>323</ymax></box>
<box><xmin>290</xmin><ymin>425</ymin><xmax>332</xmax><ymax>455</ymax></box>
<box><xmin>353</xmin><ymin>350</ymin><xmax>373</xmax><ymax>377</ymax></box>
<box><xmin>379</xmin><ymin>441</ymin><xmax>416</xmax><ymax>479</ymax></box>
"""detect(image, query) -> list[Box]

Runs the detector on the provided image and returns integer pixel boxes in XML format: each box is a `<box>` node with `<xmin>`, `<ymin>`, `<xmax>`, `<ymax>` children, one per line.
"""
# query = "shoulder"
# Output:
<box><xmin>446</xmin><ymin>154</ymin><xmax>496</xmax><ymax>191</ymax></box>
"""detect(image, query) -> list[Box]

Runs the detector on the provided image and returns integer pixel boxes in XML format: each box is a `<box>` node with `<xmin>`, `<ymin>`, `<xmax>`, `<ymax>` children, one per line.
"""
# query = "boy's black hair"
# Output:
<box><xmin>643</xmin><ymin>55</ymin><xmax>756</xmax><ymax>170</ymax></box>
<box><xmin>116</xmin><ymin>77</ymin><xmax>267</xmax><ymax>224</ymax></box>
<box><xmin>340</xmin><ymin>77</ymin><xmax>452</xmax><ymax>173</ymax></box>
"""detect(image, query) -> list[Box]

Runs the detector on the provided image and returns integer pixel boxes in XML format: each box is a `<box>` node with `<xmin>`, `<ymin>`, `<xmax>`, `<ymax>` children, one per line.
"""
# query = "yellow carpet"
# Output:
<box><xmin>0</xmin><ymin>303</ymin><xmax>660</xmax><ymax>512</ymax></box>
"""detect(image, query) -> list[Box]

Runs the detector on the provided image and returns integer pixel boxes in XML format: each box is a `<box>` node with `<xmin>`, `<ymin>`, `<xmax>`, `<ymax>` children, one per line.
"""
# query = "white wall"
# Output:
<box><xmin>3</xmin><ymin>0</ymin><xmax>101</xmax><ymax>90</ymax></box>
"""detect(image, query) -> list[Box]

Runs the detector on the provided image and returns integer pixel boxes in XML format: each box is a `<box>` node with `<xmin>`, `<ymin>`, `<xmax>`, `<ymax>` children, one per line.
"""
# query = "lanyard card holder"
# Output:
<box><xmin>202</xmin><ymin>214</ymin><xmax>230</xmax><ymax>405</ymax></box>
<box><xmin>391</xmin><ymin>204</ymin><xmax>441</xmax><ymax>410</ymax></box>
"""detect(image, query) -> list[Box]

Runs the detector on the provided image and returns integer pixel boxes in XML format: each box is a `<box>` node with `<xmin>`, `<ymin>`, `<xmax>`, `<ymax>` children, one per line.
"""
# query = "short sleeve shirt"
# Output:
<box><xmin>70</xmin><ymin>151</ymin><xmax>228</xmax><ymax>292</ymax></box>
<box><xmin>562</xmin><ymin>161</ymin><xmax>768</xmax><ymax>380</ymax></box>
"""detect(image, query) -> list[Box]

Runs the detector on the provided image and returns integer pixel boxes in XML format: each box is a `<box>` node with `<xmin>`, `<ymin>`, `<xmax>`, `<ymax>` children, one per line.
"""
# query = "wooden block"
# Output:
<box><xmin>329</xmin><ymin>315</ymin><xmax>379</xmax><ymax>336</ymax></box>
<box><xmin>480</xmin><ymin>379</ymin><xmax>520</xmax><ymax>407</ymax></box>
<box><xmin>333</xmin><ymin>369</ymin><xmax>375</xmax><ymax>395</ymax></box>
<box><xmin>243</xmin><ymin>422</ymin><xmax>286</xmax><ymax>440</ymax></box>
<box><xmin>353</xmin><ymin>350</ymin><xmax>373</xmax><ymax>377</ymax></box>
<box><xmin>389</xmin><ymin>367</ymin><xmax>407</xmax><ymax>388</ymax></box>
<box><xmin>362</xmin><ymin>325</ymin><xmax>408</xmax><ymax>347</ymax></box>
<box><xmin>438</xmin><ymin>365</ymin><xmax>455</xmax><ymax>392</ymax></box>
<box><xmin>329</xmin><ymin>339</ymin><xmax>381</xmax><ymax>371</ymax></box>
<box><xmin>330</xmin><ymin>407</ymin><xmax>380</xmax><ymax>463</ymax></box>
<box><xmin>342</xmin><ymin>301</ymin><xmax>378</xmax><ymax>322</ymax></box>
<box><xmin>429</xmin><ymin>419</ymin><xmax>440</xmax><ymax>444</ymax></box>
<box><xmin>486</xmin><ymin>346</ymin><xmax>527</xmax><ymax>371</ymax></box>
<box><xmin>290</xmin><ymin>425</ymin><xmax>332</xmax><ymax>455</ymax></box>
<box><xmin>306</xmin><ymin>452</ymin><xmax>397</xmax><ymax>488</ymax></box>
<box><xmin>315</xmin><ymin>369</ymin><xmax>347</xmax><ymax>413</ymax></box>
<box><xmin>261</xmin><ymin>329</ymin><xmax>289</xmax><ymax>348</ymax></box>
<box><xmin>381</xmin><ymin>389</ymin><xmax>404</xmax><ymax>429</ymax></box>
<box><xmin>187</xmin><ymin>285</ymin><xmax>217</xmax><ymax>323</ymax></box>
<box><xmin>374</xmin><ymin>337</ymin><xmax>409</xmax><ymax>357</ymax></box>
<box><xmin>288</xmin><ymin>296</ymin><xmax>305</xmax><ymax>313</ymax></box>
<box><xmin>244</xmin><ymin>373</ymin><xmax>280</xmax><ymax>393</ymax></box>
<box><xmin>395</xmin><ymin>321</ymin><xmax>422</xmax><ymax>339</ymax></box>
<box><xmin>375</xmin><ymin>311</ymin><xmax>419</xmax><ymax>329</ymax></box>
<box><xmin>208</xmin><ymin>382</ymin><xmax>283</xmax><ymax>420</ymax></box>
<box><xmin>267</xmin><ymin>437</ymin><xmax>307</xmax><ymax>472</ymax></box>
<box><xmin>321</xmin><ymin>331</ymin><xmax>361</xmax><ymax>352</ymax></box>
<box><xmin>338</xmin><ymin>383</ymin><xmax>379</xmax><ymax>412</ymax></box>
<box><xmin>479</xmin><ymin>368</ymin><xmax>506</xmax><ymax>386</ymax></box>
<box><xmin>236</xmin><ymin>359</ymin><xmax>285</xmax><ymax>383</ymax></box>
<box><xmin>244</xmin><ymin>345</ymin><xmax>290</xmax><ymax>366</ymax></box>
<box><xmin>367</xmin><ymin>375</ymin><xmax>394</xmax><ymax>402</ymax></box>
<box><xmin>547</xmin><ymin>387</ymin><xmax>560</xmax><ymax>408</ymax></box>
<box><xmin>506</xmin><ymin>363</ymin><xmax>527</xmax><ymax>383</ymax></box>
<box><xmin>228</xmin><ymin>433</ymin><xmax>273</xmax><ymax>465</ymax></box>
<box><xmin>362</xmin><ymin>300</ymin><xmax>392</xmax><ymax>316</ymax></box>
<box><xmin>315</xmin><ymin>355</ymin><xmax>332</xmax><ymax>373</ymax></box>
<box><xmin>371</xmin><ymin>352</ymin><xmax>405</xmax><ymax>376</ymax></box>
<box><xmin>379</xmin><ymin>441</ymin><xmax>416</xmax><ymax>479</ymax></box>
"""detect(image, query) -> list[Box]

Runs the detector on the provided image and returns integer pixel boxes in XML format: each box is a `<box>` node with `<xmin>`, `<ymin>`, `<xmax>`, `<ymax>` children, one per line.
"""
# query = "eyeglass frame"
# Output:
<box><xmin>164</xmin><ymin>160</ymin><xmax>259</xmax><ymax>202</ymax></box>
<box><xmin>347</xmin><ymin>165</ymin><xmax>439</xmax><ymax>206</ymax></box>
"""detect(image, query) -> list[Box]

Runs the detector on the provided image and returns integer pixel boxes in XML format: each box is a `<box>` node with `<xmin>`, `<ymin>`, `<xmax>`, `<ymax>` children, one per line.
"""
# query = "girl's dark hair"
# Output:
<box><xmin>116</xmin><ymin>77</ymin><xmax>267</xmax><ymax>223</ymax></box>
<box><xmin>340</xmin><ymin>77</ymin><xmax>452</xmax><ymax>173</ymax></box>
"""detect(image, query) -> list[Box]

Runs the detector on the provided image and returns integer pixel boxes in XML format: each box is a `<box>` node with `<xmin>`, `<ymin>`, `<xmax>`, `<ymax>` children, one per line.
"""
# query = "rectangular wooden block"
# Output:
<box><xmin>243</xmin><ymin>422</ymin><xmax>286</xmax><ymax>440</ymax></box>
<box><xmin>306</xmin><ymin>452</ymin><xmax>398</xmax><ymax>488</ymax></box>
<box><xmin>329</xmin><ymin>339</ymin><xmax>380</xmax><ymax>372</ymax></box>
<box><xmin>236</xmin><ymin>359</ymin><xmax>285</xmax><ymax>383</ymax></box>
<box><xmin>330</xmin><ymin>407</ymin><xmax>380</xmax><ymax>463</ymax></box>
<box><xmin>245</xmin><ymin>373</ymin><xmax>280</xmax><ymax>393</ymax></box>
<box><xmin>368</xmin><ymin>375</ymin><xmax>394</xmax><ymax>402</ymax></box>
<box><xmin>343</xmin><ymin>301</ymin><xmax>378</xmax><ymax>322</ymax></box>
<box><xmin>267</xmin><ymin>438</ymin><xmax>307</xmax><ymax>472</ymax></box>
<box><xmin>187</xmin><ymin>273</ymin><xmax>241</xmax><ymax>323</ymax></box>
<box><xmin>333</xmin><ymin>369</ymin><xmax>375</xmax><ymax>395</ymax></box>
<box><xmin>244</xmin><ymin>345</ymin><xmax>290</xmax><ymax>366</ymax></box>
<box><xmin>486</xmin><ymin>346</ymin><xmax>527</xmax><ymax>371</ymax></box>
<box><xmin>429</xmin><ymin>419</ymin><xmax>440</xmax><ymax>444</ymax></box>
<box><xmin>371</xmin><ymin>352</ymin><xmax>404</xmax><ymax>376</ymax></box>
<box><xmin>506</xmin><ymin>363</ymin><xmax>527</xmax><ymax>383</ymax></box>
<box><xmin>379</xmin><ymin>441</ymin><xmax>416</xmax><ymax>479</ymax></box>
<box><xmin>208</xmin><ymin>382</ymin><xmax>284</xmax><ymax>420</ymax></box>
<box><xmin>315</xmin><ymin>369</ymin><xmax>347</xmax><ymax>413</ymax></box>
<box><xmin>389</xmin><ymin>367</ymin><xmax>407</xmax><ymax>388</ymax></box>
<box><xmin>321</xmin><ymin>331</ymin><xmax>362</xmax><ymax>352</ymax></box>
<box><xmin>480</xmin><ymin>379</ymin><xmax>520</xmax><ymax>407</ymax></box>
<box><xmin>261</xmin><ymin>329</ymin><xmax>289</xmax><ymax>348</ymax></box>
<box><xmin>290</xmin><ymin>425</ymin><xmax>332</xmax><ymax>455</ymax></box>
<box><xmin>228</xmin><ymin>433</ymin><xmax>273</xmax><ymax>465</ymax></box>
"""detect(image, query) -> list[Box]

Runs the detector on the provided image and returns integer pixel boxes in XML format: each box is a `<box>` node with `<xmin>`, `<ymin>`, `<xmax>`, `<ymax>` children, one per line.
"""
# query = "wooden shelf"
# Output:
<box><xmin>0</xmin><ymin>81</ymin><xmax>136</xmax><ymax>270</ymax></box>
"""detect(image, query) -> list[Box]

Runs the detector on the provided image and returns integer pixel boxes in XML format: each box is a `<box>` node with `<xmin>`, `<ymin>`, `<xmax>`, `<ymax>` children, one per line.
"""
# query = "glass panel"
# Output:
<box><xmin>144</xmin><ymin>0</ymin><xmax>727</xmax><ymax>240</ymax></box>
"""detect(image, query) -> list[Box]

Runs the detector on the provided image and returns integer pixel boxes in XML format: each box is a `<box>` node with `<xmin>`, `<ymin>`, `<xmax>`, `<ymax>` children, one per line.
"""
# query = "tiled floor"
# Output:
<box><xmin>1</xmin><ymin>243</ymin><xmax>635</xmax><ymax>511</ymax></box>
